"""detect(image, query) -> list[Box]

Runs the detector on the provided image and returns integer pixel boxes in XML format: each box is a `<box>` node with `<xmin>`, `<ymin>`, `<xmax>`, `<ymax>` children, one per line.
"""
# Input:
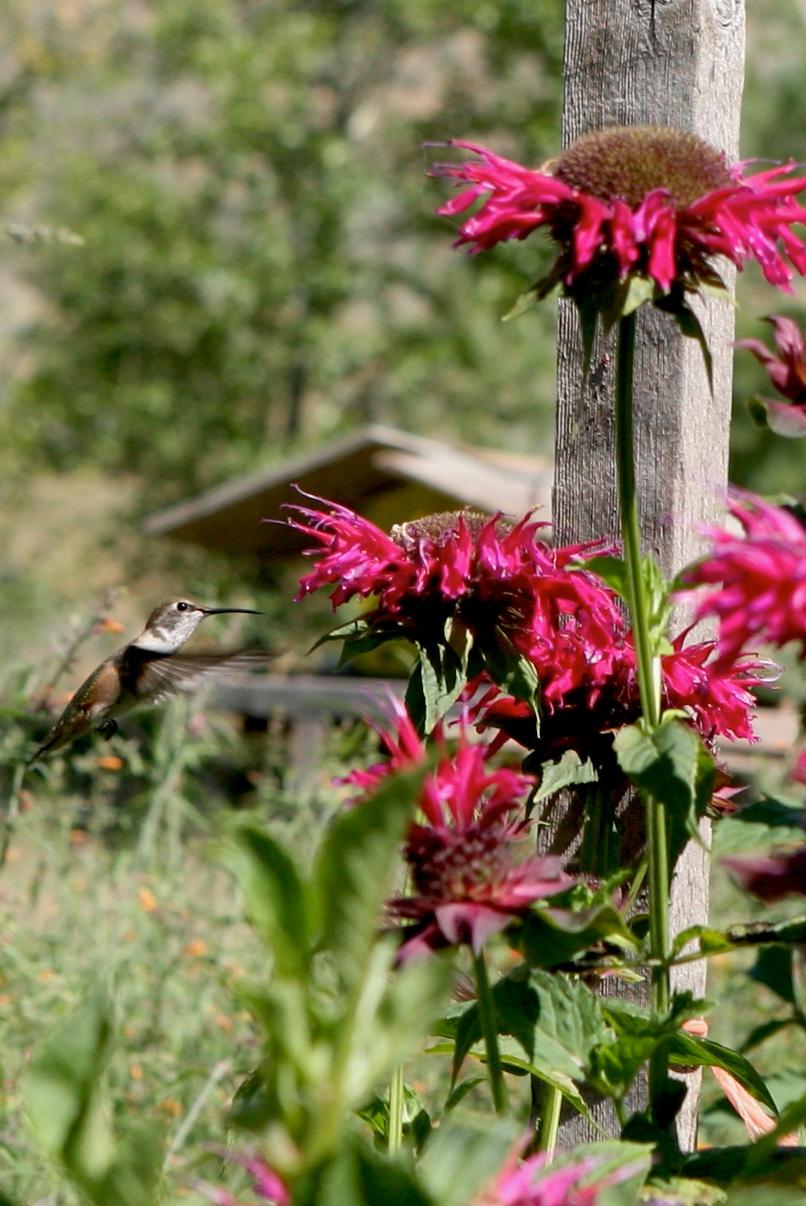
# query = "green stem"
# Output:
<box><xmin>388</xmin><ymin>1064</ymin><xmax>404</xmax><ymax>1154</ymax></box>
<box><xmin>614</xmin><ymin>313</ymin><xmax>671</xmax><ymax>1112</ymax></box>
<box><xmin>472</xmin><ymin>949</ymin><xmax>509</xmax><ymax>1116</ymax></box>
<box><xmin>624</xmin><ymin>854</ymin><xmax>649</xmax><ymax>915</ymax></box>
<box><xmin>535</xmin><ymin>1082</ymin><xmax>562</xmax><ymax>1156</ymax></box>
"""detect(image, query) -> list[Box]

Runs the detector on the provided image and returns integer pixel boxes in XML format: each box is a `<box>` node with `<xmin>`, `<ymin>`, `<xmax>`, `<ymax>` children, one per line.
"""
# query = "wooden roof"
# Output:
<box><xmin>144</xmin><ymin>424</ymin><xmax>553</xmax><ymax>557</ymax></box>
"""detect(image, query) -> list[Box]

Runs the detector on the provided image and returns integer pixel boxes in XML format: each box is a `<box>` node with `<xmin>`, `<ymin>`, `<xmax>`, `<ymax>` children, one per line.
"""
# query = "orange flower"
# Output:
<box><xmin>137</xmin><ymin>886</ymin><xmax>158</xmax><ymax>914</ymax></box>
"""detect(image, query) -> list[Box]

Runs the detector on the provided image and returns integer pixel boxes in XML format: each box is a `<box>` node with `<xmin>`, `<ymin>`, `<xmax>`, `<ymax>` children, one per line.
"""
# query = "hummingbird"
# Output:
<box><xmin>29</xmin><ymin>599</ymin><xmax>265</xmax><ymax>762</ymax></box>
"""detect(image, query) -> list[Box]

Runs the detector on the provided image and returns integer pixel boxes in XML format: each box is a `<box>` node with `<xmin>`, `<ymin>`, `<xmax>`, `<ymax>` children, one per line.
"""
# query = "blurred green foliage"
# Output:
<box><xmin>2</xmin><ymin>0</ymin><xmax>565</xmax><ymax>504</ymax></box>
<box><xmin>0</xmin><ymin>0</ymin><xmax>804</xmax><ymax>662</ymax></box>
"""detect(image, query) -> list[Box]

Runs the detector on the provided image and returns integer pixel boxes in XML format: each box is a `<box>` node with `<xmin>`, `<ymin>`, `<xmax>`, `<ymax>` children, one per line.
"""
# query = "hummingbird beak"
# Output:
<box><xmin>202</xmin><ymin>606</ymin><xmax>264</xmax><ymax>616</ymax></box>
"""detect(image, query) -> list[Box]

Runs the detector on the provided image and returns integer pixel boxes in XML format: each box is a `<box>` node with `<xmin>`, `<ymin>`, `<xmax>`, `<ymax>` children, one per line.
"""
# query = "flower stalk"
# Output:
<box><xmin>388</xmin><ymin>1063</ymin><xmax>405</xmax><ymax>1154</ymax></box>
<box><xmin>472</xmin><ymin>949</ymin><xmax>509</xmax><ymax>1116</ymax></box>
<box><xmin>535</xmin><ymin>1082</ymin><xmax>562</xmax><ymax>1156</ymax></box>
<box><xmin>613</xmin><ymin>312</ymin><xmax>672</xmax><ymax>1108</ymax></box>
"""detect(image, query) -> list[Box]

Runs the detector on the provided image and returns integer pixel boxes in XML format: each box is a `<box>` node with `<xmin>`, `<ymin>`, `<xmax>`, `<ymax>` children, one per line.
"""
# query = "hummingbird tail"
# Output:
<box><xmin>27</xmin><ymin>725</ymin><xmax>68</xmax><ymax>764</ymax></box>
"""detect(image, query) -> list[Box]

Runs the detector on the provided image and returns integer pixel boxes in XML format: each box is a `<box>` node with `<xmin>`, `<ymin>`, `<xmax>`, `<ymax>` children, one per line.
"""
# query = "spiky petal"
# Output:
<box><xmin>432</xmin><ymin>128</ymin><xmax>806</xmax><ymax>298</ymax></box>
<box><xmin>682</xmin><ymin>492</ymin><xmax>806</xmax><ymax>663</ymax></box>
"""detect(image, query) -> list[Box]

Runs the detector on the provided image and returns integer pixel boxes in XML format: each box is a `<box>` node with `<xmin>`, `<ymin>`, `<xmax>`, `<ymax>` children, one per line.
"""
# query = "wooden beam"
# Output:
<box><xmin>552</xmin><ymin>0</ymin><xmax>745</xmax><ymax>1149</ymax></box>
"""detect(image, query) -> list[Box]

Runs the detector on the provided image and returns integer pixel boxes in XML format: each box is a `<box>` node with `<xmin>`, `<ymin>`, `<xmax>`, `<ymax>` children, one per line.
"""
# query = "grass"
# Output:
<box><xmin>0</xmin><ymin>692</ymin><xmax>802</xmax><ymax>1199</ymax></box>
<box><xmin>0</xmin><ymin>802</ymin><xmax>264</xmax><ymax>1202</ymax></box>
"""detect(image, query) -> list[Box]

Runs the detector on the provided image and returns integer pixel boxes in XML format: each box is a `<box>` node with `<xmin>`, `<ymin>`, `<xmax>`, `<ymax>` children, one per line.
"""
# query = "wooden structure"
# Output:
<box><xmin>551</xmin><ymin>0</ymin><xmax>746</xmax><ymax>1148</ymax></box>
<box><xmin>144</xmin><ymin>424</ymin><xmax>552</xmax><ymax>557</ymax></box>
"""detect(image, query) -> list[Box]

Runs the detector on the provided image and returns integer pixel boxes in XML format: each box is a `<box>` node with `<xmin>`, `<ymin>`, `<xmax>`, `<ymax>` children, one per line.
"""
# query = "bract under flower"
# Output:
<box><xmin>682</xmin><ymin>492</ymin><xmax>806</xmax><ymax>663</ymax></box>
<box><xmin>431</xmin><ymin>128</ymin><xmax>806</xmax><ymax>308</ymax></box>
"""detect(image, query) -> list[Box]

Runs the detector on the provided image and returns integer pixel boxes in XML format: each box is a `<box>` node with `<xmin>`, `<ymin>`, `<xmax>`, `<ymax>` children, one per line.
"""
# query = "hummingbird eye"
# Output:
<box><xmin>175</xmin><ymin>601</ymin><xmax>190</xmax><ymax>612</ymax></box>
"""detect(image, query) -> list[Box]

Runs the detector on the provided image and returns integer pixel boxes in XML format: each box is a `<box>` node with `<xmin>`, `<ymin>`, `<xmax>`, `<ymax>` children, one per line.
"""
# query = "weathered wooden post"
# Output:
<box><xmin>551</xmin><ymin>0</ymin><xmax>746</xmax><ymax>1147</ymax></box>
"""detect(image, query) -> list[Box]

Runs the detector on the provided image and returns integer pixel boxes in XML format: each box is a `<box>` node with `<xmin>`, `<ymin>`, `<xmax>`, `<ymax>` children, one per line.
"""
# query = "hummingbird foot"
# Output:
<box><xmin>96</xmin><ymin>718</ymin><xmax>118</xmax><ymax>739</ymax></box>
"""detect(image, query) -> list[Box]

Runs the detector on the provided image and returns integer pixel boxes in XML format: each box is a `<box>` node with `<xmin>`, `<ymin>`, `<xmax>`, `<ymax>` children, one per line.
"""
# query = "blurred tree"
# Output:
<box><xmin>2</xmin><ymin>0</ymin><xmax>564</xmax><ymax>503</ymax></box>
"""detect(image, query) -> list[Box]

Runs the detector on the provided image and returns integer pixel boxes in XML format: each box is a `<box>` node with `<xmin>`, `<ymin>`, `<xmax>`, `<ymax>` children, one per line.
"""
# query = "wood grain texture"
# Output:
<box><xmin>553</xmin><ymin>0</ymin><xmax>745</xmax><ymax>1149</ymax></box>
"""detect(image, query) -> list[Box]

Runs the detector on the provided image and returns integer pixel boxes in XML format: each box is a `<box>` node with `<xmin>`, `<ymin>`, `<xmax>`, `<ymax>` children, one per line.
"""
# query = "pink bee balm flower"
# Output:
<box><xmin>365</xmin><ymin>714</ymin><xmax>571</xmax><ymax>959</ymax></box>
<box><xmin>473</xmin><ymin>627</ymin><xmax>763</xmax><ymax>761</ymax></box>
<box><xmin>286</xmin><ymin>491</ymin><xmax>621</xmax><ymax>655</ymax></box>
<box><xmin>193</xmin><ymin>1152</ymin><xmax>290</xmax><ymax>1206</ymax></box>
<box><xmin>475</xmin><ymin>1146</ymin><xmax>644</xmax><ymax>1206</ymax></box>
<box><xmin>737</xmin><ymin>314</ymin><xmax>806</xmax><ymax>437</ymax></box>
<box><xmin>722</xmin><ymin>848</ymin><xmax>806</xmax><ymax>901</ymax></box>
<box><xmin>660</xmin><ymin>635</ymin><xmax>768</xmax><ymax>743</ymax></box>
<box><xmin>682</xmin><ymin>492</ymin><xmax>806</xmax><ymax>663</ymax></box>
<box><xmin>431</xmin><ymin>127</ymin><xmax>806</xmax><ymax>301</ymax></box>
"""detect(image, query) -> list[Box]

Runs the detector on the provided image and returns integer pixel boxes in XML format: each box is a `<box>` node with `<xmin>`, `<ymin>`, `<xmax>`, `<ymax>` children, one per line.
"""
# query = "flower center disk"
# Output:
<box><xmin>554</xmin><ymin>125</ymin><xmax>733</xmax><ymax>208</ymax></box>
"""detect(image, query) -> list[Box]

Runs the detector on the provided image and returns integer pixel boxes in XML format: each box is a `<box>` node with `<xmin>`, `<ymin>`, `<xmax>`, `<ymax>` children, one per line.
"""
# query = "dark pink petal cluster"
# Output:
<box><xmin>737</xmin><ymin>314</ymin><xmax>806</xmax><ymax>437</ymax></box>
<box><xmin>432</xmin><ymin>130</ymin><xmax>806</xmax><ymax>295</ymax></box>
<box><xmin>286</xmin><ymin>491</ymin><xmax>621</xmax><ymax>652</ymax></box>
<box><xmin>660</xmin><ymin>636</ymin><xmax>769</xmax><ymax>743</ymax></box>
<box><xmin>476</xmin><ymin>1147</ymin><xmax>643</xmax><ymax>1206</ymax></box>
<box><xmin>353</xmin><ymin>706</ymin><xmax>570</xmax><ymax>959</ymax></box>
<box><xmin>683</xmin><ymin>493</ymin><xmax>806</xmax><ymax>663</ymax></box>
<box><xmin>474</xmin><ymin>628</ymin><xmax>763</xmax><ymax>753</ymax></box>
<box><xmin>722</xmin><ymin>848</ymin><xmax>806</xmax><ymax>902</ymax></box>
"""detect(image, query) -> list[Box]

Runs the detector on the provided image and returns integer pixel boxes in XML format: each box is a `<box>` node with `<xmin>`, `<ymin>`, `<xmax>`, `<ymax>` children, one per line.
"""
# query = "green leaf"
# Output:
<box><xmin>502</xmin><ymin>284</ymin><xmax>540</xmax><ymax>321</ymax></box>
<box><xmin>748</xmin><ymin>393</ymin><xmax>771</xmax><ymax>430</ymax></box>
<box><xmin>417</xmin><ymin>1117</ymin><xmax>518</xmax><ymax>1206</ymax></box>
<box><xmin>752</xmin><ymin>1088</ymin><xmax>806</xmax><ymax>1152</ymax></box>
<box><xmin>740</xmin><ymin>1017</ymin><xmax>792</xmax><ymax>1054</ymax></box>
<box><xmin>316</xmin><ymin>1137</ymin><xmax>435</xmax><ymax>1206</ymax></box>
<box><xmin>357</xmin><ymin>1084</ymin><xmax>432</xmax><ymax>1149</ymax></box>
<box><xmin>531</xmin><ymin>749</ymin><xmax>598</xmax><ymax>805</ymax></box>
<box><xmin>671</xmin><ymin>923</ymin><xmax>735</xmax><ymax>958</ymax></box>
<box><xmin>410</xmin><ymin>641</ymin><xmax>468</xmax><ymax>734</ymax></box>
<box><xmin>639</xmin><ymin>556</ymin><xmax>674</xmax><ymax>655</ymax></box>
<box><xmin>656</xmin><ymin>292</ymin><xmax>714</xmax><ymax>394</ymax></box>
<box><xmin>480</xmin><ymin>632</ymin><xmax>541</xmax><ymax>722</ymax></box>
<box><xmin>23</xmin><ymin>992</ymin><xmax>115</xmax><ymax>1178</ymax></box>
<box><xmin>591</xmin><ymin>993</ymin><xmax>713</xmax><ymax>1102</ymax></box>
<box><xmin>567</xmin><ymin>1141</ymin><xmax>653</xmax><ymax>1206</ymax></box>
<box><xmin>352</xmin><ymin>947</ymin><xmax>454</xmax><ymax>1100</ymax></box>
<box><xmin>22</xmin><ymin>993</ymin><xmax>162</xmax><ymax>1206</ymax></box>
<box><xmin>516</xmin><ymin>900</ymin><xmax>637</xmax><ymax>969</ymax></box>
<box><xmin>749</xmin><ymin>945</ymin><xmax>797</xmax><ymax>1006</ymax></box>
<box><xmin>725</xmin><ymin>916</ymin><xmax>806</xmax><ymax>948</ymax></box>
<box><xmin>313</xmin><ymin>764</ymin><xmax>423</xmax><ymax>991</ymax></box>
<box><xmin>575</xmin><ymin>555</ymin><xmax>628</xmax><ymax>599</ymax></box>
<box><xmin>442</xmin><ymin>1076</ymin><xmax>486</xmax><ymax>1113</ymax></box>
<box><xmin>224</xmin><ymin>825</ymin><xmax>312</xmax><ymax>978</ymax></box>
<box><xmin>588</xmin><ymin>1032</ymin><xmax>659</xmax><ymax>1102</ymax></box>
<box><xmin>712</xmin><ymin>796</ymin><xmax>806</xmax><ymax>856</ymax></box>
<box><xmin>577</xmin><ymin>296</ymin><xmax>599</xmax><ymax>380</ymax></box>
<box><xmin>665</xmin><ymin>1034</ymin><xmax>778</xmax><ymax>1115</ymax></box>
<box><xmin>641</xmin><ymin>1176</ymin><xmax>725</xmax><ymax>1205</ymax></box>
<box><xmin>309</xmin><ymin>615</ymin><xmax>372</xmax><ymax>652</ymax></box>
<box><xmin>614</xmin><ymin>716</ymin><xmax>714</xmax><ymax>872</ymax></box>
<box><xmin>450</xmin><ymin>970</ymin><xmax>608</xmax><ymax>1118</ymax></box>
<box><xmin>621</xmin><ymin>274</ymin><xmax>656</xmax><ymax>317</ymax></box>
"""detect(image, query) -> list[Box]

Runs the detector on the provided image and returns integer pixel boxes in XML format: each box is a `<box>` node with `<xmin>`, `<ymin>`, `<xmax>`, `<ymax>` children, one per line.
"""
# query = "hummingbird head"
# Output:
<box><xmin>132</xmin><ymin>599</ymin><xmax>262</xmax><ymax>654</ymax></box>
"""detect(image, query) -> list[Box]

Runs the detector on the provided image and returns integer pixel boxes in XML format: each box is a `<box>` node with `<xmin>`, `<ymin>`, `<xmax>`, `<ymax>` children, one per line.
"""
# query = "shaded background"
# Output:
<box><xmin>1</xmin><ymin>0</ymin><xmax>804</xmax><ymax>665</ymax></box>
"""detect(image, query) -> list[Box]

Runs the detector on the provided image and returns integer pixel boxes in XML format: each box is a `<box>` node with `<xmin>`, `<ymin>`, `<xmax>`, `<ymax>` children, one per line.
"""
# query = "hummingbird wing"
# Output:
<box><xmin>135</xmin><ymin>650</ymin><xmax>269</xmax><ymax>703</ymax></box>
